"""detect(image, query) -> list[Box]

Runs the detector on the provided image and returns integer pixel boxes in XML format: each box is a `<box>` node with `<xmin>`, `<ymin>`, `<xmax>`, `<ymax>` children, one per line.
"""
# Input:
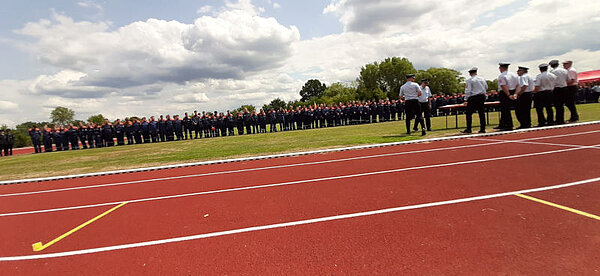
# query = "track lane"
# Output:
<box><xmin>1</xmin><ymin>145</ymin><xmax>599</xmax><ymax>257</ymax></box>
<box><xmin>1</xmin><ymin>190</ymin><xmax>598</xmax><ymax>275</ymax></box>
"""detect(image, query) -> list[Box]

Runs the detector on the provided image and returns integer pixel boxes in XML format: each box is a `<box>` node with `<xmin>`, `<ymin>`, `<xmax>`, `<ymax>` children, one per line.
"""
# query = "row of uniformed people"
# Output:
<box><xmin>461</xmin><ymin>60</ymin><xmax>579</xmax><ymax>133</ymax></box>
<box><xmin>0</xmin><ymin>129</ymin><xmax>15</xmax><ymax>156</ymax></box>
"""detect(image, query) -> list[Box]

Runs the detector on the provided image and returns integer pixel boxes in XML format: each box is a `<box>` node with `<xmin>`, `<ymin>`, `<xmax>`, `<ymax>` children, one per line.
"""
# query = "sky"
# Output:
<box><xmin>0</xmin><ymin>0</ymin><xmax>599</xmax><ymax>127</ymax></box>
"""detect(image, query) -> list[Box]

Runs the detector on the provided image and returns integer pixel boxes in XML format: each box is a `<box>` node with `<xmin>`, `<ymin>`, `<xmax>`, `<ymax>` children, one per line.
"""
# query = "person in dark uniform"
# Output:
<box><xmin>114</xmin><ymin>119</ymin><xmax>125</xmax><ymax>145</ymax></box>
<box><xmin>93</xmin><ymin>124</ymin><xmax>103</xmax><ymax>148</ymax></box>
<box><xmin>183</xmin><ymin>112</ymin><xmax>191</xmax><ymax>139</ymax></box>
<box><xmin>102</xmin><ymin>119</ymin><xmax>114</xmax><ymax>147</ymax></box>
<box><xmin>42</xmin><ymin>125</ymin><xmax>53</xmax><ymax>152</ymax></box>
<box><xmin>0</xmin><ymin>130</ymin><xmax>5</xmax><ymax>157</ymax></box>
<box><xmin>158</xmin><ymin>116</ymin><xmax>167</xmax><ymax>142</ymax></box>
<box><xmin>124</xmin><ymin>119</ymin><xmax>133</xmax><ymax>145</ymax></box>
<box><xmin>149</xmin><ymin>116</ymin><xmax>159</xmax><ymax>142</ymax></box>
<box><xmin>257</xmin><ymin>110</ymin><xmax>266</xmax><ymax>133</ymax></box>
<box><xmin>132</xmin><ymin>119</ymin><xmax>142</xmax><ymax>144</ymax></box>
<box><xmin>78</xmin><ymin>122</ymin><xmax>88</xmax><ymax>149</ymax></box>
<box><xmin>141</xmin><ymin>117</ymin><xmax>150</xmax><ymax>143</ymax></box>
<box><xmin>202</xmin><ymin>113</ymin><xmax>211</xmax><ymax>138</ymax></box>
<box><xmin>462</xmin><ymin>67</ymin><xmax>488</xmax><ymax>133</ymax></box>
<box><xmin>242</xmin><ymin>109</ymin><xmax>251</xmax><ymax>135</ymax></box>
<box><xmin>226</xmin><ymin>111</ymin><xmax>235</xmax><ymax>136</ymax></box>
<box><xmin>165</xmin><ymin>115</ymin><xmax>175</xmax><ymax>141</ymax></box>
<box><xmin>85</xmin><ymin>123</ymin><xmax>95</xmax><ymax>148</ymax></box>
<box><xmin>52</xmin><ymin>126</ymin><xmax>62</xmax><ymax>151</ymax></box>
<box><xmin>4</xmin><ymin>130</ymin><xmax>14</xmax><ymax>156</ymax></box>
<box><xmin>562</xmin><ymin>60</ymin><xmax>579</xmax><ymax>122</ymax></box>
<box><xmin>174</xmin><ymin>115</ymin><xmax>184</xmax><ymax>140</ymax></box>
<box><xmin>399</xmin><ymin>74</ymin><xmax>426</xmax><ymax>136</ymax></box>
<box><xmin>236</xmin><ymin>113</ymin><xmax>244</xmax><ymax>135</ymax></box>
<box><xmin>68</xmin><ymin>123</ymin><xmax>80</xmax><ymax>150</ymax></box>
<box><xmin>268</xmin><ymin>109</ymin><xmax>277</xmax><ymax>132</ymax></box>
<box><xmin>192</xmin><ymin>112</ymin><xmax>201</xmax><ymax>138</ymax></box>
<box><xmin>60</xmin><ymin>126</ymin><xmax>69</xmax><ymax>150</ymax></box>
<box><xmin>277</xmin><ymin>108</ymin><xmax>286</xmax><ymax>131</ymax></box>
<box><xmin>29</xmin><ymin>125</ymin><xmax>42</xmax><ymax>153</ymax></box>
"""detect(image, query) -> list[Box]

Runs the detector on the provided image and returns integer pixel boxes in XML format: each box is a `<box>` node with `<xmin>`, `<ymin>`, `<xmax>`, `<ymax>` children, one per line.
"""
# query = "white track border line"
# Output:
<box><xmin>3</xmin><ymin>142</ymin><xmax>599</xmax><ymax>217</ymax></box>
<box><xmin>1</xmin><ymin>120</ymin><xmax>599</xmax><ymax>186</ymax></box>
<box><xmin>1</xmin><ymin>176</ymin><xmax>599</xmax><ymax>261</ymax></box>
<box><xmin>469</xmin><ymin>137</ymin><xmax>600</xmax><ymax>149</ymax></box>
<box><xmin>5</xmin><ymin>129</ymin><xmax>599</xmax><ymax>198</ymax></box>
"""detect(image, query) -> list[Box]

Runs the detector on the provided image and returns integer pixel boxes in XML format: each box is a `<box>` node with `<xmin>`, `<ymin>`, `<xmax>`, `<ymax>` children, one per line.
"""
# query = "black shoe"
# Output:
<box><xmin>406</xmin><ymin>131</ymin><xmax>411</xmax><ymax>135</ymax></box>
<box><xmin>461</xmin><ymin>129</ymin><xmax>472</xmax><ymax>134</ymax></box>
<box><xmin>498</xmin><ymin>127</ymin><xmax>512</xmax><ymax>131</ymax></box>
<box><xmin>568</xmin><ymin>118</ymin><xmax>579</xmax><ymax>123</ymax></box>
<box><xmin>421</xmin><ymin>130</ymin><xmax>426</xmax><ymax>136</ymax></box>
<box><xmin>478</xmin><ymin>129</ymin><xmax>486</xmax><ymax>134</ymax></box>
<box><xmin>427</xmin><ymin>128</ymin><xmax>432</xmax><ymax>131</ymax></box>
<box><xmin>412</xmin><ymin>128</ymin><xmax>418</xmax><ymax>131</ymax></box>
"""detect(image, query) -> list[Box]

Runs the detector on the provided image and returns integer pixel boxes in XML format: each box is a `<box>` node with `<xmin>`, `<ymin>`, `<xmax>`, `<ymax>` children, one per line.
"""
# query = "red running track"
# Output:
<box><xmin>1</xmin><ymin>124</ymin><xmax>599</xmax><ymax>274</ymax></box>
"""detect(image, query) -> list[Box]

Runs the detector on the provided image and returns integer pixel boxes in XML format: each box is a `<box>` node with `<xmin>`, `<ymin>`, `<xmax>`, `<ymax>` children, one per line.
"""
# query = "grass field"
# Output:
<box><xmin>1</xmin><ymin>103</ymin><xmax>598</xmax><ymax>181</ymax></box>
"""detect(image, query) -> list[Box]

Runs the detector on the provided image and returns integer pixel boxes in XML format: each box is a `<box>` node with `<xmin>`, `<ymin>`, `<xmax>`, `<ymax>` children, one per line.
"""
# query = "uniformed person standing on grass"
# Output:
<box><xmin>562</xmin><ymin>60</ymin><xmax>579</xmax><ymax>122</ymax></box>
<box><xmin>533</xmin><ymin>63</ymin><xmax>556</xmax><ymax>127</ymax></box>
<box><xmin>149</xmin><ymin>116</ymin><xmax>159</xmax><ymax>143</ymax></box>
<box><xmin>549</xmin><ymin>60</ymin><xmax>568</xmax><ymax>125</ymax></box>
<box><xmin>5</xmin><ymin>129</ymin><xmax>14</xmax><ymax>156</ymax></box>
<box><xmin>42</xmin><ymin>125</ymin><xmax>53</xmax><ymax>152</ymax></box>
<box><xmin>462</xmin><ymin>67</ymin><xmax>488</xmax><ymax>134</ymax></box>
<box><xmin>496</xmin><ymin>63</ymin><xmax>520</xmax><ymax>131</ymax></box>
<box><xmin>29</xmin><ymin>125</ymin><xmax>42</xmax><ymax>153</ymax></box>
<box><xmin>415</xmin><ymin>79</ymin><xmax>432</xmax><ymax>131</ymax></box>
<box><xmin>53</xmin><ymin>126</ymin><xmax>63</xmax><ymax>151</ymax></box>
<box><xmin>514</xmin><ymin>66</ymin><xmax>534</xmax><ymax>129</ymax></box>
<box><xmin>0</xmin><ymin>130</ymin><xmax>5</xmax><ymax>157</ymax></box>
<box><xmin>114</xmin><ymin>119</ymin><xmax>125</xmax><ymax>145</ymax></box>
<box><xmin>399</xmin><ymin>74</ymin><xmax>426</xmax><ymax>136</ymax></box>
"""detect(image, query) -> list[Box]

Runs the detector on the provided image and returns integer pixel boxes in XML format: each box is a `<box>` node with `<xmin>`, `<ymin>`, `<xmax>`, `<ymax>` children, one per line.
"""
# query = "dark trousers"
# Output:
<box><xmin>553</xmin><ymin>87</ymin><xmax>566</xmax><ymax>124</ymax></box>
<box><xmin>414</xmin><ymin>102</ymin><xmax>431</xmax><ymax>130</ymax></box>
<box><xmin>404</xmin><ymin>99</ymin><xmax>424</xmax><ymax>133</ymax></box>
<box><xmin>466</xmin><ymin>94</ymin><xmax>486</xmax><ymax>131</ymax></box>
<box><xmin>534</xmin><ymin>90</ymin><xmax>554</xmax><ymax>126</ymax></box>
<box><xmin>499</xmin><ymin>90</ymin><xmax>515</xmax><ymax>129</ymax></box>
<box><xmin>515</xmin><ymin>92</ymin><xmax>532</xmax><ymax>128</ymax></box>
<box><xmin>564</xmin><ymin>85</ymin><xmax>579</xmax><ymax>121</ymax></box>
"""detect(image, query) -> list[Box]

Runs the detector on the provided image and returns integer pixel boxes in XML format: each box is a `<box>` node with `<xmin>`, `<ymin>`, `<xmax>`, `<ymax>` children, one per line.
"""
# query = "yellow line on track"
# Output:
<box><xmin>515</xmin><ymin>194</ymin><xmax>600</xmax><ymax>221</ymax></box>
<box><xmin>32</xmin><ymin>202</ymin><xmax>128</xmax><ymax>252</ymax></box>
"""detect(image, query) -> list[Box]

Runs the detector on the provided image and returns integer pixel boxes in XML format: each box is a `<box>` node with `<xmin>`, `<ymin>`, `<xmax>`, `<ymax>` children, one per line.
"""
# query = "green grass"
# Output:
<box><xmin>1</xmin><ymin>103</ymin><xmax>598</xmax><ymax>181</ymax></box>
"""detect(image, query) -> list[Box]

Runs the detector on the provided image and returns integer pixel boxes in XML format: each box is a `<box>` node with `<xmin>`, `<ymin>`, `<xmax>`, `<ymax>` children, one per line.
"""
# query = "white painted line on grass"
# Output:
<box><xmin>3</xmin><ymin>143</ymin><xmax>599</xmax><ymax>217</ymax></box>
<box><xmin>4</xmin><ymin>129</ymin><xmax>599</xmax><ymax>198</ymax></box>
<box><xmin>1</xmin><ymin>121</ymin><xmax>598</xmax><ymax>185</ymax></box>
<box><xmin>1</xmin><ymin>176</ymin><xmax>599</xmax><ymax>261</ymax></box>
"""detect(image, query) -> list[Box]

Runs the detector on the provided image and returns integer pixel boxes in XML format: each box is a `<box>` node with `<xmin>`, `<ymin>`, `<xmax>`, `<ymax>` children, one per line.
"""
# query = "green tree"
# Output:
<box><xmin>378</xmin><ymin>57</ymin><xmax>416</xmax><ymax>99</ymax></box>
<box><xmin>50</xmin><ymin>106</ymin><xmax>75</xmax><ymax>126</ymax></box>
<box><xmin>323</xmin><ymin>82</ymin><xmax>357</xmax><ymax>104</ymax></box>
<box><xmin>87</xmin><ymin>114</ymin><xmax>106</xmax><ymax>125</ymax></box>
<box><xmin>299</xmin><ymin>79</ymin><xmax>327</xmax><ymax>102</ymax></box>
<box><xmin>234</xmin><ymin>104</ymin><xmax>256</xmax><ymax>114</ymax></box>
<box><xmin>417</xmin><ymin>68</ymin><xmax>465</xmax><ymax>95</ymax></box>
<box><xmin>262</xmin><ymin>98</ymin><xmax>287</xmax><ymax>111</ymax></box>
<box><xmin>356</xmin><ymin>57</ymin><xmax>416</xmax><ymax>100</ymax></box>
<box><xmin>486</xmin><ymin>79</ymin><xmax>498</xmax><ymax>91</ymax></box>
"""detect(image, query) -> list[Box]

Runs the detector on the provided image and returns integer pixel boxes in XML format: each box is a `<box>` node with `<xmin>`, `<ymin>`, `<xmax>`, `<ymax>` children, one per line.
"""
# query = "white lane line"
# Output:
<box><xmin>3</xmin><ymin>143</ymin><xmax>599</xmax><ymax>217</ymax></box>
<box><xmin>4</xmin><ymin>129</ymin><xmax>599</xmax><ymax>198</ymax></box>
<box><xmin>469</xmin><ymin>137</ymin><xmax>600</xmax><ymax>150</ymax></box>
<box><xmin>1</xmin><ymin>176</ymin><xmax>599</xmax><ymax>262</ymax></box>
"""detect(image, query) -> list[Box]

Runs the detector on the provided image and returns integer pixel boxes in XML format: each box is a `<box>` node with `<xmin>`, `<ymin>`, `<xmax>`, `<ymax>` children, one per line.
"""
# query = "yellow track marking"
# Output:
<box><xmin>32</xmin><ymin>202</ymin><xmax>128</xmax><ymax>252</ymax></box>
<box><xmin>515</xmin><ymin>194</ymin><xmax>600</xmax><ymax>221</ymax></box>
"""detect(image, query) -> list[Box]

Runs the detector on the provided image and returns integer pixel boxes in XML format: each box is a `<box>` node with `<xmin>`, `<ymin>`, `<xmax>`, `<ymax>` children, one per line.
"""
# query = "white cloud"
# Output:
<box><xmin>172</xmin><ymin>93</ymin><xmax>210</xmax><ymax>103</ymax></box>
<box><xmin>0</xmin><ymin>100</ymin><xmax>18</xmax><ymax>113</ymax></box>
<box><xmin>273</xmin><ymin>3</ymin><xmax>281</xmax><ymax>9</ymax></box>
<box><xmin>197</xmin><ymin>5</ymin><xmax>213</xmax><ymax>14</ymax></box>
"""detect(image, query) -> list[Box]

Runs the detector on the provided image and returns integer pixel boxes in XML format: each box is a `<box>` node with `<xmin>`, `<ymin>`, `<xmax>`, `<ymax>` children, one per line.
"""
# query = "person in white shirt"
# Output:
<box><xmin>496</xmin><ymin>62</ymin><xmax>520</xmax><ymax>130</ymax></box>
<box><xmin>399</xmin><ymin>74</ymin><xmax>426</xmax><ymax>136</ymax></box>
<box><xmin>549</xmin><ymin>59</ymin><xmax>568</xmax><ymax>124</ymax></box>
<box><xmin>514</xmin><ymin>66</ymin><xmax>534</xmax><ymax>129</ymax></box>
<box><xmin>462</xmin><ymin>67</ymin><xmax>488</xmax><ymax>133</ymax></box>
<box><xmin>533</xmin><ymin>63</ymin><xmax>556</xmax><ymax>127</ymax></box>
<box><xmin>562</xmin><ymin>60</ymin><xmax>579</xmax><ymax>122</ymax></box>
<box><xmin>414</xmin><ymin>79</ymin><xmax>432</xmax><ymax>132</ymax></box>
